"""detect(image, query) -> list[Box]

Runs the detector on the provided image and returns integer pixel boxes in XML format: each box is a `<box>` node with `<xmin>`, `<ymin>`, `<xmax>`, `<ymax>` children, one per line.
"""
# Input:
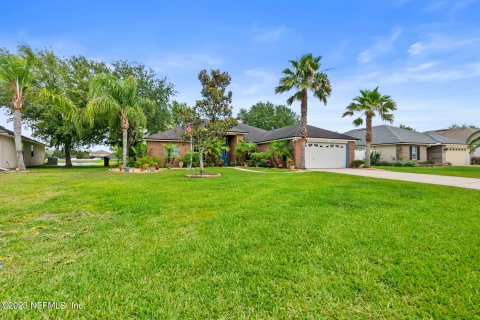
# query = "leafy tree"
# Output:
<box><xmin>275</xmin><ymin>53</ymin><xmax>331</xmax><ymax>168</ymax></box>
<box><xmin>342</xmin><ymin>87</ymin><xmax>397</xmax><ymax>168</ymax></box>
<box><xmin>24</xmin><ymin>51</ymin><xmax>108</xmax><ymax>166</ymax></box>
<box><xmin>237</xmin><ymin>101</ymin><xmax>299</xmax><ymax>130</ymax></box>
<box><xmin>0</xmin><ymin>45</ymin><xmax>37</xmax><ymax>171</ymax></box>
<box><xmin>235</xmin><ymin>140</ymin><xmax>257</xmax><ymax>165</ymax></box>
<box><xmin>269</xmin><ymin>140</ymin><xmax>293</xmax><ymax>167</ymax></box>
<box><xmin>185</xmin><ymin>69</ymin><xmax>237</xmax><ymax>175</ymax></box>
<box><xmin>83</xmin><ymin>74</ymin><xmax>155</xmax><ymax>167</ymax></box>
<box><xmin>171</xmin><ymin>100</ymin><xmax>196</xmax><ymax>127</ymax></box>
<box><xmin>449</xmin><ymin>123</ymin><xmax>479</xmax><ymax>129</ymax></box>
<box><xmin>111</xmin><ymin>60</ymin><xmax>175</xmax><ymax>133</ymax></box>
<box><xmin>399</xmin><ymin>124</ymin><xmax>415</xmax><ymax>131</ymax></box>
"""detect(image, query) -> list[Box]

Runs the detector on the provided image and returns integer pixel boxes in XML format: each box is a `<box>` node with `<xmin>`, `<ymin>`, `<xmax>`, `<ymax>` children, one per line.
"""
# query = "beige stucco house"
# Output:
<box><xmin>425</xmin><ymin>127</ymin><xmax>480</xmax><ymax>163</ymax></box>
<box><xmin>0</xmin><ymin>126</ymin><xmax>46</xmax><ymax>170</ymax></box>
<box><xmin>345</xmin><ymin>125</ymin><xmax>470</xmax><ymax>166</ymax></box>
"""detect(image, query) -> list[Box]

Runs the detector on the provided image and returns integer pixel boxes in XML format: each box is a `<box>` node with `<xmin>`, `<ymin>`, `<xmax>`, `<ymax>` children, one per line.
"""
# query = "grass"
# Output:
<box><xmin>375</xmin><ymin>165</ymin><xmax>480</xmax><ymax>178</ymax></box>
<box><xmin>0</xmin><ymin>167</ymin><xmax>479</xmax><ymax>319</ymax></box>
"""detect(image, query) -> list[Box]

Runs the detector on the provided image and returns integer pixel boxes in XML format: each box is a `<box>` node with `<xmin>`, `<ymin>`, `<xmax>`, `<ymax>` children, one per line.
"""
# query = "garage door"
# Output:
<box><xmin>305</xmin><ymin>142</ymin><xmax>347</xmax><ymax>168</ymax></box>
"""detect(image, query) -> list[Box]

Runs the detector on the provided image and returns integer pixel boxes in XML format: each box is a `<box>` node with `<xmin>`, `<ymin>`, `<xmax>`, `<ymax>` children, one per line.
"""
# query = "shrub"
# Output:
<box><xmin>351</xmin><ymin>159</ymin><xmax>365</xmax><ymax>168</ymax></box>
<box><xmin>375</xmin><ymin>161</ymin><xmax>393</xmax><ymax>166</ymax></box>
<box><xmin>394</xmin><ymin>160</ymin><xmax>418</xmax><ymax>167</ymax></box>
<box><xmin>250</xmin><ymin>152</ymin><xmax>272</xmax><ymax>167</ymax></box>
<box><xmin>370</xmin><ymin>152</ymin><xmax>380</xmax><ymax>166</ymax></box>
<box><xmin>135</xmin><ymin>155</ymin><xmax>157</xmax><ymax>169</ymax></box>
<box><xmin>182</xmin><ymin>151</ymin><xmax>200</xmax><ymax>167</ymax></box>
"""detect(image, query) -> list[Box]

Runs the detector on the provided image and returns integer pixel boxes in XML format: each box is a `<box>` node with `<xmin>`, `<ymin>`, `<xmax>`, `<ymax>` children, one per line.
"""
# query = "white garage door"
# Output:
<box><xmin>305</xmin><ymin>142</ymin><xmax>347</xmax><ymax>168</ymax></box>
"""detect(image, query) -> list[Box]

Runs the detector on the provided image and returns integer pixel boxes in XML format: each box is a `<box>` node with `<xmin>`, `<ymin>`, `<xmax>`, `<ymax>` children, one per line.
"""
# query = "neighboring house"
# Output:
<box><xmin>89</xmin><ymin>150</ymin><xmax>112</xmax><ymax>158</ymax></box>
<box><xmin>345</xmin><ymin>125</ymin><xmax>470</xmax><ymax>166</ymax></box>
<box><xmin>145</xmin><ymin>123</ymin><xmax>358</xmax><ymax>169</ymax></box>
<box><xmin>0</xmin><ymin>125</ymin><xmax>46</xmax><ymax>170</ymax></box>
<box><xmin>425</xmin><ymin>127</ymin><xmax>480</xmax><ymax>161</ymax></box>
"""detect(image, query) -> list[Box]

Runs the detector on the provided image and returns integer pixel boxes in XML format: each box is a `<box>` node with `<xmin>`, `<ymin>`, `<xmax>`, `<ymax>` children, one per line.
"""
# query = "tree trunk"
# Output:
<box><xmin>300</xmin><ymin>89</ymin><xmax>308</xmax><ymax>169</ymax></box>
<box><xmin>13</xmin><ymin>108</ymin><xmax>26</xmax><ymax>171</ymax></box>
<box><xmin>364</xmin><ymin>114</ymin><xmax>372</xmax><ymax>168</ymax></box>
<box><xmin>65</xmin><ymin>144</ymin><xmax>73</xmax><ymax>167</ymax></box>
<box><xmin>122</xmin><ymin>128</ymin><xmax>128</xmax><ymax>167</ymax></box>
<box><xmin>199</xmin><ymin>148</ymin><xmax>205</xmax><ymax>175</ymax></box>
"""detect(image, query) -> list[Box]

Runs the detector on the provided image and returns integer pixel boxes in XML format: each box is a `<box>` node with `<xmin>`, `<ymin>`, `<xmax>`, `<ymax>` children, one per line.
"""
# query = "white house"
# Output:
<box><xmin>0</xmin><ymin>126</ymin><xmax>46</xmax><ymax>170</ymax></box>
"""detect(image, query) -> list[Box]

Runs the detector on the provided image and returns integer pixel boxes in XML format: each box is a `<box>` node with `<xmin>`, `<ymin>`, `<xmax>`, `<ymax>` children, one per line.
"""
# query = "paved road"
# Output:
<box><xmin>311</xmin><ymin>168</ymin><xmax>480</xmax><ymax>190</ymax></box>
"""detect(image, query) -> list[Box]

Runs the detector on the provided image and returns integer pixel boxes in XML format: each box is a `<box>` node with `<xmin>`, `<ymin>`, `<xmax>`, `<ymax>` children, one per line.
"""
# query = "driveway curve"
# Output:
<box><xmin>311</xmin><ymin>168</ymin><xmax>480</xmax><ymax>190</ymax></box>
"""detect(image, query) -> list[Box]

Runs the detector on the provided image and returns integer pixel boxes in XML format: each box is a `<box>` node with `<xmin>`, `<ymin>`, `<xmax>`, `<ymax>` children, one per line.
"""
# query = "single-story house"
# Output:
<box><xmin>89</xmin><ymin>150</ymin><xmax>112</xmax><ymax>158</ymax></box>
<box><xmin>144</xmin><ymin>123</ymin><xmax>358</xmax><ymax>169</ymax></box>
<box><xmin>345</xmin><ymin>125</ymin><xmax>470</xmax><ymax>166</ymax></box>
<box><xmin>0</xmin><ymin>125</ymin><xmax>46</xmax><ymax>170</ymax></box>
<box><xmin>425</xmin><ymin>127</ymin><xmax>480</xmax><ymax>161</ymax></box>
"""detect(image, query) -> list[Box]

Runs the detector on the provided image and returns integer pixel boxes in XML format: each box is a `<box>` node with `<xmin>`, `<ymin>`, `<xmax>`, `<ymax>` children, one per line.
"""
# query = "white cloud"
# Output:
<box><xmin>252</xmin><ymin>25</ymin><xmax>288</xmax><ymax>42</ymax></box>
<box><xmin>408</xmin><ymin>34</ymin><xmax>480</xmax><ymax>56</ymax></box>
<box><xmin>357</xmin><ymin>28</ymin><xmax>402</xmax><ymax>63</ymax></box>
<box><xmin>150</xmin><ymin>53</ymin><xmax>223</xmax><ymax>71</ymax></box>
<box><xmin>236</xmin><ymin>69</ymin><xmax>276</xmax><ymax>96</ymax></box>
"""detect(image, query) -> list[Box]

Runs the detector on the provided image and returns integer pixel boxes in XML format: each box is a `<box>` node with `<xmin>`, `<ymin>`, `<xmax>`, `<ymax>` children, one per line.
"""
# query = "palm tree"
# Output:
<box><xmin>275</xmin><ymin>53</ymin><xmax>331</xmax><ymax>169</ymax></box>
<box><xmin>205</xmin><ymin>138</ymin><xmax>229</xmax><ymax>166</ymax></box>
<box><xmin>467</xmin><ymin>130</ymin><xmax>480</xmax><ymax>154</ymax></box>
<box><xmin>269</xmin><ymin>140</ymin><xmax>293</xmax><ymax>167</ymax></box>
<box><xmin>83</xmin><ymin>74</ymin><xmax>155</xmax><ymax>167</ymax></box>
<box><xmin>342</xmin><ymin>87</ymin><xmax>396</xmax><ymax>168</ymax></box>
<box><xmin>0</xmin><ymin>46</ymin><xmax>36</xmax><ymax>171</ymax></box>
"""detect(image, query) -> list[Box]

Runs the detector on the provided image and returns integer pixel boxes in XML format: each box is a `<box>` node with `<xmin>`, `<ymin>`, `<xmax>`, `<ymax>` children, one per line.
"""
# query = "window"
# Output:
<box><xmin>411</xmin><ymin>146</ymin><xmax>420</xmax><ymax>160</ymax></box>
<box><xmin>163</xmin><ymin>144</ymin><xmax>179</xmax><ymax>156</ymax></box>
<box><xmin>31</xmin><ymin>145</ymin><xmax>35</xmax><ymax>158</ymax></box>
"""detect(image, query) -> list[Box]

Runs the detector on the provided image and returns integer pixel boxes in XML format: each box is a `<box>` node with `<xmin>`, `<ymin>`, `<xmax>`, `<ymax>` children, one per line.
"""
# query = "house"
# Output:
<box><xmin>345</xmin><ymin>125</ymin><xmax>470</xmax><ymax>166</ymax></box>
<box><xmin>425</xmin><ymin>127</ymin><xmax>480</xmax><ymax>162</ymax></box>
<box><xmin>144</xmin><ymin>123</ymin><xmax>358</xmax><ymax>169</ymax></box>
<box><xmin>0</xmin><ymin>126</ymin><xmax>46</xmax><ymax>170</ymax></box>
<box><xmin>89</xmin><ymin>150</ymin><xmax>112</xmax><ymax>159</ymax></box>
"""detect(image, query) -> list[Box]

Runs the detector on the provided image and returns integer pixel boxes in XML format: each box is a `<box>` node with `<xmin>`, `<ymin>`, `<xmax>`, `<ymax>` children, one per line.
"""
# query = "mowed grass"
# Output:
<box><xmin>0</xmin><ymin>167</ymin><xmax>479</xmax><ymax>319</ymax></box>
<box><xmin>376</xmin><ymin>165</ymin><xmax>480</xmax><ymax>178</ymax></box>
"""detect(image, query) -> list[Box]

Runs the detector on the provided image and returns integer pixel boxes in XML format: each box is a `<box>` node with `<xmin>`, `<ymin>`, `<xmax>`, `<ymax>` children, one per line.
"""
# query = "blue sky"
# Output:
<box><xmin>1</xmin><ymin>0</ymin><xmax>479</xmax><ymax>142</ymax></box>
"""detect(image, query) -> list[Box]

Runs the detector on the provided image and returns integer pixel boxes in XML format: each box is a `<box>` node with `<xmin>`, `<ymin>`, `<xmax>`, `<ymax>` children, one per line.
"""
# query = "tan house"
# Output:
<box><xmin>0</xmin><ymin>126</ymin><xmax>46</xmax><ymax>170</ymax></box>
<box><xmin>144</xmin><ymin>123</ymin><xmax>358</xmax><ymax>169</ymax></box>
<box><xmin>345</xmin><ymin>125</ymin><xmax>470</xmax><ymax>166</ymax></box>
<box><xmin>425</xmin><ymin>127</ymin><xmax>480</xmax><ymax>162</ymax></box>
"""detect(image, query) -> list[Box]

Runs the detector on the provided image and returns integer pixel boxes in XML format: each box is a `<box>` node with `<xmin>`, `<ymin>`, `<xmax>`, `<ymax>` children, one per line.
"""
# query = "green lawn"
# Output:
<box><xmin>376</xmin><ymin>165</ymin><xmax>480</xmax><ymax>178</ymax></box>
<box><xmin>0</xmin><ymin>167</ymin><xmax>479</xmax><ymax>319</ymax></box>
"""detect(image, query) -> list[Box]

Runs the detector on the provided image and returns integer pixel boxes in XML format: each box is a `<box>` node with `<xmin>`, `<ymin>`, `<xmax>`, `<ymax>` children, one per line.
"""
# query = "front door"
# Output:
<box><xmin>221</xmin><ymin>149</ymin><xmax>228</xmax><ymax>166</ymax></box>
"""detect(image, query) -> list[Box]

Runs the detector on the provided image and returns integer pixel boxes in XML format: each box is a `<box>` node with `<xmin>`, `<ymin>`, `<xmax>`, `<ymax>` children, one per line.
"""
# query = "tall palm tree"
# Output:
<box><xmin>342</xmin><ymin>87</ymin><xmax>397</xmax><ymax>168</ymax></box>
<box><xmin>275</xmin><ymin>53</ymin><xmax>331</xmax><ymax>169</ymax></box>
<box><xmin>83</xmin><ymin>74</ymin><xmax>155</xmax><ymax>167</ymax></box>
<box><xmin>0</xmin><ymin>46</ymin><xmax>36</xmax><ymax>171</ymax></box>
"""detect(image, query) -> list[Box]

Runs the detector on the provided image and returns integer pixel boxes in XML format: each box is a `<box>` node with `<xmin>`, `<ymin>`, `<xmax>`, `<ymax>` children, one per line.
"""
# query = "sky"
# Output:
<box><xmin>1</xmin><ymin>0</ymin><xmax>479</xmax><ymax>147</ymax></box>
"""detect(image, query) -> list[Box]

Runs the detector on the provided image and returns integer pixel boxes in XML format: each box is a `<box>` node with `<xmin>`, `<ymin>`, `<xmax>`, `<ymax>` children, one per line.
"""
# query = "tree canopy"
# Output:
<box><xmin>237</xmin><ymin>101</ymin><xmax>299</xmax><ymax>130</ymax></box>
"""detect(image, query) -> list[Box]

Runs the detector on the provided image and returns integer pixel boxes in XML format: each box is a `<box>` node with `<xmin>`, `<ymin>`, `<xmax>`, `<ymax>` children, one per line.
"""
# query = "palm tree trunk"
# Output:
<box><xmin>122</xmin><ymin>128</ymin><xmax>128</xmax><ymax>167</ymax></box>
<box><xmin>13</xmin><ymin>108</ymin><xmax>26</xmax><ymax>171</ymax></box>
<box><xmin>65</xmin><ymin>144</ymin><xmax>73</xmax><ymax>167</ymax></box>
<box><xmin>365</xmin><ymin>114</ymin><xmax>372</xmax><ymax>168</ymax></box>
<box><xmin>300</xmin><ymin>89</ymin><xmax>308</xmax><ymax>169</ymax></box>
<box><xmin>199</xmin><ymin>147</ymin><xmax>205</xmax><ymax>175</ymax></box>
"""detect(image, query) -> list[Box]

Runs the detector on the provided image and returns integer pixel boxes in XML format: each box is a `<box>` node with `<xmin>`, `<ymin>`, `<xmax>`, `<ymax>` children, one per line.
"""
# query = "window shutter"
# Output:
<box><xmin>417</xmin><ymin>146</ymin><xmax>420</xmax><ymax>160</ymax></box>
<box><xmin>409</xmin><ymin>146</ymin><xmax>412</xmax><ymax>160</ymax></box>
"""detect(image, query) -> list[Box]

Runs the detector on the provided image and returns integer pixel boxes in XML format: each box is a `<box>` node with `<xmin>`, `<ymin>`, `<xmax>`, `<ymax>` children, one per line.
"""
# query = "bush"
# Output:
<box><xmin>418</xmin><ymin>160</ymin><xmax>435</xmax><ymax>165</ymax></box>
<box><xmin>370</xmin><ymin>152</ymin><xmax>380</xmax><ymax>166</ymax></box>
<box><xmin>135</xmin><ymin>155</ymin><xmax>158</xmax><ymax>169</ymax></box>
<box><xmin>182</xmin><ymin>152</ymin><xmax>200</xmax><ymax>167</ymax></box>
<box><xmin>375</xmin><ymin>161</ymin><xmax>393</xmax><ymax>166</ymax></box>
<box><xmin>250</xmin><ymin>152</ymin><xmax>272</xmax><ymax>167</ymax></box>
<box><xmin>351</xmin><ymin>159</ymin><xmax>365</xmax><ymax>168</ymax></box>
<box><xmin>393</xmin><ymin>160</ymin><xmax>418</xmax><ymax>167</ymax></box>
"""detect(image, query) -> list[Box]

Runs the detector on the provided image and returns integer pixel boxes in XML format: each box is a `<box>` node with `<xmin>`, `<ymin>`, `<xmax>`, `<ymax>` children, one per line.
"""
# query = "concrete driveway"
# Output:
<box><xmin>311</xmin><ymin>168</ymin><xmax>480</xmax><ymax>190</ymax></box>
